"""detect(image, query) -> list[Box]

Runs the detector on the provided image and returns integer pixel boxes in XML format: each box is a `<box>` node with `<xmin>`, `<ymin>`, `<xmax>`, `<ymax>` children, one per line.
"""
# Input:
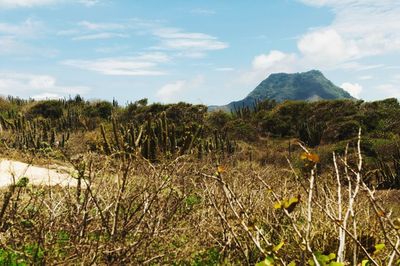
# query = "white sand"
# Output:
<box><xmin>0</xmin><ymin>159</ymin><xmax>78</xmax><ymax>187</ymax></box>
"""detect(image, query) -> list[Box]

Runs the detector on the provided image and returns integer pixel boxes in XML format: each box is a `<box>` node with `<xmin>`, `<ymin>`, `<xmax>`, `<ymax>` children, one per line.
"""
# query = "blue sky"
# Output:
<box><xmin>0</xmin><ymin>0</ymin><xmax>399</xmax><ymax>105</ymax></box>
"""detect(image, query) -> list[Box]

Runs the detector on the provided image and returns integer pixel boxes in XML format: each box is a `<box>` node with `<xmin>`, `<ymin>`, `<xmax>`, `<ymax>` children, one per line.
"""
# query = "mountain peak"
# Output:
<box><xmin>210</xmin><ymin>70</ymin><xmax>353</xmax><ymax>111</ymax></box>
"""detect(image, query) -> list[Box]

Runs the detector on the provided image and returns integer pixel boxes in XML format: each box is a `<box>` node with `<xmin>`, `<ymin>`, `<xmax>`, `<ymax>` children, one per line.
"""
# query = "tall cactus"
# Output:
<box><xmin>100</xmin><ymin>124</ymin><xmax>111</xmax><ymax>155</ymax></box>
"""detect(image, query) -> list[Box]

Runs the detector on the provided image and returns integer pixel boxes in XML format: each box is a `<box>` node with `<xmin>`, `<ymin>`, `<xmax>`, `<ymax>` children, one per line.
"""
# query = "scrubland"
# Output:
<box><xmin>0</xmin><ymin>96</ymin><xmax>399</xmax><ymax>265</ymax></box>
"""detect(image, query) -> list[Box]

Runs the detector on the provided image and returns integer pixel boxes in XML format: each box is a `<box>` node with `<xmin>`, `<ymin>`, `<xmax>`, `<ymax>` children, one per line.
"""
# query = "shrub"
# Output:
<box><xmin>85</xmin><ymin>101</ymin><xmax>113</xmax><ymax>119</ymax></box>
<box><xmin>205</xmin><ymin>110</ymin><xmax>232</xmax><ymax>131</ymax></box>
<box><xmin>27</xmin><ymin>100</ymin><xmax>64</xmax><ymax>119</ymax></box>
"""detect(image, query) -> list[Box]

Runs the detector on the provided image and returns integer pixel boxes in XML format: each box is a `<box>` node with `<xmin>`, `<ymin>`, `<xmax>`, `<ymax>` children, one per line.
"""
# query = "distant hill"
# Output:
<box><xmin>209</xmin><ymin>70</ymin><xmax>353</xmax><ymax>111</ymax></box>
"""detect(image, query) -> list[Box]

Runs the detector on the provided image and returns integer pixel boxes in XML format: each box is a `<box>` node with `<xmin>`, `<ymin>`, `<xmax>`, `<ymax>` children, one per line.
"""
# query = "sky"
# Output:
<box><xmin>0</xmin><ymin>0</ymin><xmax>399</xmax><ymax>105</ymax></box>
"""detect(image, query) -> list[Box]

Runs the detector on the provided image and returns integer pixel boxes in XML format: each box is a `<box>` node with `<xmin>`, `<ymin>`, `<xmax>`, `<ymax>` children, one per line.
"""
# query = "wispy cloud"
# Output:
<box><xmin>376</xmin><ymin>83</ymin><xmax>400</xmax><ymax>98</ymax></box>
<box><xmin>0</xmin><ymin>0</ymin><xmax>59</xmax><ymax>8</ymax></box>
<box><xmin>62</xmin><ymin>52</ymin><xmax>170</xmax><ymax>76</ymax></box>
<box><xmin>0</xmin><ymin>18</ymin><xmax>59</xmax><ymax>57</ymax></box>
<box><xmin>0</xmin><ymin>0</ymin><xmax>101</xmax><ymax>8</ymax></box>
<box><xmin>78</xmin><ymin>20</ymin><xmax>125</xmax><ymax>31</ymax></box>
<box><xmin>0</xmin><ymin>18</ymin><xmax>43</xmax><ymax>38</ymax></box>
<box><xmin>215</xmin><ymin>67</ymin><xmax>235</xmax><ymax>72</ymax></box>
<box><xmin>72</xmin><ymin>32</ymin><xmax>129</xmax><ymax>41</ymax></box>
<box><xmin>77</xmin><ymin>0</ymin><xmax>99</xmax><ymax>7</ymax></box>
<box><xmin>58</xmin><ymin>20</ymin><xmax>129</xmax><ymax>42</ymax></box>
<box><xmin>153</xmin><ymin>27</ymin><xmax>228</xmax><ymax>53</ymax></box>
<box><xmin>0</xmin><ymin>72</ymin><xmax>90</xmax><ymax>98</ymax></box>
<box><xmin>358</xmin><ymin>75</ymin><xmax>373</xmax><ymax>80</ymax></box>
<box><xmin>190</xmin><ymin>8</ymin><xmax>216</xmax><ymax>16</ymax></box>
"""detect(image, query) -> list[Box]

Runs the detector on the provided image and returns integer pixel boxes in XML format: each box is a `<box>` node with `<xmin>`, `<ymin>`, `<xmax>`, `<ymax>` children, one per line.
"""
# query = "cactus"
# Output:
<box><xmin>50</xmin><ymin>129</ymin><xmax>56</xmax><ymax>147</ymax></box>
<box><xmin>298</xmin><ymin>120</ymin><xmax>326</xmax><ymax>148</ymax></box>
<box><xmin>170</xmin><ymin>123</ymin><xmax>177</xmax><ymax>154</ymax></box>
<box><xmin>100</xmin><ymin>124</ymin><xmax>111</xmax><ymax>155</ymax></box>
<box><xmin>112</xmin><ymin>118</ymin><xmax>121</xmax><ymax>151</ymax></box>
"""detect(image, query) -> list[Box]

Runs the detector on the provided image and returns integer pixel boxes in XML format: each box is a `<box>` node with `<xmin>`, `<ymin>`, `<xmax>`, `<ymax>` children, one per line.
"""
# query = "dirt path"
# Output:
<box><xmin>0</xmin><ymin>159</ymin><xmax>78</xmax><ymax>187</ymax></box>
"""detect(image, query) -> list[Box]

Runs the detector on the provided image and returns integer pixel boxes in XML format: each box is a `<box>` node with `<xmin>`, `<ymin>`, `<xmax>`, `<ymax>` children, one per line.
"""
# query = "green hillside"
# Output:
<box><xmin>211</xmin><ymin>70</ymin><xmax>353</xmax><ymax>111</ymax></box>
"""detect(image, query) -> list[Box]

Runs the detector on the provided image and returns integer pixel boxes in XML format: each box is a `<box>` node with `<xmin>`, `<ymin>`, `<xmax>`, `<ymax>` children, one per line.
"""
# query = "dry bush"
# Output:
<box><xmin>0</xmin><ymin>132</ymin><xmax>399</xmax><ymax>265</ymax></box>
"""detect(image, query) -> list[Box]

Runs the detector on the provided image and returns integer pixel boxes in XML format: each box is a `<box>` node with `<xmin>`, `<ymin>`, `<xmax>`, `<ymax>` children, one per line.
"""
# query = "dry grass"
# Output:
<box><xmin>0</xmin><ymin>137</ymin><xmax>399</xmax><ymax>265</ymax></box>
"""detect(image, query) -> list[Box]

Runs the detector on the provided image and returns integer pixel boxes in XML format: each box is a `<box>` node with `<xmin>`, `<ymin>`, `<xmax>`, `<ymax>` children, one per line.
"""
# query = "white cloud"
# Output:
<box><xmin>156</xmin><ymin>81</ymin><xmax>186</xmax><ymax>103</ymax></box>
<box><xmin>358</xmin><ymin>75</ymin><xmax>373</xmax><ymax>80</ymax></box>
<box><xmin>0</xmin><ymin>0</ymin><xmax>58</xmax><ymax>8</ymax></box>
<box><xmin>0</xmin><ymin>37</ymin><xmax>24</xmax><ymax>55</ymax></box>
<box><xmin>78</xmin><ymin>0</ymin><xmax>99</xmax><ymax>7</ymax></box>
<box><xmin>152</xmin><ymin>27</ymin><xmax>228</xmax><ymax>55</ymax></box>
<box><xmin>338</xmin><ymin>62</ymin><xmax>384</xmax><ymax>71</ymax></box>
<box><xmin>62</xmin><ymin>52</ymin><xmax>170</xmax><ymax>76</ymax></box>
<box><xmin>32</xmin><ymin>92</ymin><xmax>61</xmax><ymax>100</ymax></box>
<box><xmin>59</xmin><ymin>21</ymin><xmax>127</xmax><ymax>41</ymax></box>
<box><xmin>160</xmin><ymin>39</ymin><xmax>227</xmax><ymax>51</ymax></box>
<box><xmin>341</xmin><ymin>82</ymin><xmax>363</xmax><ymax>98</ymax></box>
<box><xmin>0</xmin><ymin>36</ymin><xmax>57</xmax><ymax>57</ymax></box>
<box><xmin>190</xmin><ymin>8</ymin><xmax>216</xmax><ymax>16</ymax></box>
<box><xmin>60</xmin><ymin>21</ymin><xmax>227</xmax><ymax>58</ymax></box>
<box><xmin>72</xmin><ymin>32</ymin><xmax>129</xmax><ymax>41</ymax></box>
<box><xmin>0</xmin><ymin>72</ymin><xmax>90</xmax><ymax>98</ymax></box>
<box><xmin>156</xmin><ymin>75</ymin><xmax>204</xmax><ymax>103</ymax></box>
<box><xmin>29</xmin><ymin>75</ymin><xmax>56</xmax><ymax>89</ymax></box>
<box><xmin>215</xmin><ymin>67</ymin><xmax>235</xmax><ymax>72</ymax></box>
<box><xmin>0</xmin><ymin>18</ymin><xmax>43</xmax><ymax>38</ymax></box>
<box><xmin>0</xmin><ymin>19</ymin><xmax>59</xmax><ymax>57</ymax></box>
<box><xmin>252</xmin><ymin>50</ymin><xmax>294</xmax><ymax>70</ymax></box>
<box><xmin>298</xmin><ymin>29</ymin><xmax>359</xmax><ymax>65</ymax></box>
<box><xmin>0</xmin><ymin>0</ymin><xmax>101</xmax><ymax>8</ymax></box>
<box><xmin>239</xmin><ymin>50</ymin><xmax>298</xmax><ymax>86</ymax></box>
<box><xmin>299</xmin><ymin>0</ymin><xmax>400</xmax><ymax>60</ymax></box>
<box><xmin>78</xmin><ymin>21</ymin><xmax>125</xmax><ymax>31</ymax></box>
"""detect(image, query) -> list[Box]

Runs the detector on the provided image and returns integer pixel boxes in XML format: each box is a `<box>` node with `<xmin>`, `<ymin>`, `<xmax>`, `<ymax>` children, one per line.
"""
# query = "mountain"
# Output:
<box><xmin>210</xmin><ymin>70</ymin><xmax>354</xmax><ymax>111</ymax></box>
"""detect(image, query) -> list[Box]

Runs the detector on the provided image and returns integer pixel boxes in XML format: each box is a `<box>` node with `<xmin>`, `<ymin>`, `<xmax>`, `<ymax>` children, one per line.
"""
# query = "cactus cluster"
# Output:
<box><xmin>0</xmin><ymin>97</ymin><xmax>237</xmax><ymax>161</ymax></box>
<box><xmin>99</xmin><ymin>112</ymin><xmax>237</xmax><ymax>161</ymax></box>
<box><xmin>0</xmin><ymin>114</ymin><xmax>72</xmax><ymax>151</ymax></box>
<box><xmin>374</xmin><ymin>147</ymin><xmax>400</xmax><ymax>189</ymax></box>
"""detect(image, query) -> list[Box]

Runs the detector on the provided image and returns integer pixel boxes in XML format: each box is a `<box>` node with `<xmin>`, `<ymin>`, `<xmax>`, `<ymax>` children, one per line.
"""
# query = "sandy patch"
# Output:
<box><xmin>0</xmin><ymin>159</ymin><xmax>78</xmax><ymax>187</ymax></box>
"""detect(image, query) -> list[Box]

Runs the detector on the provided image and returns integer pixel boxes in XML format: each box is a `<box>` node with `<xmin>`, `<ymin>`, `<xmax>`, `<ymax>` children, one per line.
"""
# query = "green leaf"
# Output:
<box><xmin>16</xmin><ymin>177</ymin><xmax>29</xmax><ymax>187</ymax></box>
<box><xmin>272</xmin><ymin>241</ymin><xmax>284</xmax><ymax>253</ymax></box>
<box><xmin>327</xmin><ymin>253</ymin><xmax>336</xmax><ymax>260</ymax></box>
<box><xmin>256</xmin><ymin>256</ymin><xmax>275</xmax><ymax>266</ymax></box>
<box><xmin>288</xmin><ymin>261</ymin><xmax>296</xmax><ymax>266</ymax></box>
<box><xmin>373</xmin><ymin>243</ymin><xmax>385</xmax><ymax>254</ymax></box>
<box><xmin>362</xmin><ymin>260</ymin><xmax>370</xmax><ymax>266</ymax></box>
<box><xmin>329</xmin><ymin>262</ymin><xmax>345</xmax><ymax>266</ymax></box>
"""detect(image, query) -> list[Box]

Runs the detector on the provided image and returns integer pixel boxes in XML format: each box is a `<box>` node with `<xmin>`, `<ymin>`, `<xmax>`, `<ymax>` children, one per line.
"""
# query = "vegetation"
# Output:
<box><xmin>0</xmin><ymin>95</ymin><xmax>399</xmax><ymax>264</ymax></box>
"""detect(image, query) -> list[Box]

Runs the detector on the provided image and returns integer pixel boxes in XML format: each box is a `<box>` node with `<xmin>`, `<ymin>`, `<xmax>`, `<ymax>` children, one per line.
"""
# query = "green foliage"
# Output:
<box><xmin>308</xmin><ymin>252</ymin><xmax>343</xmax><ymax>266</ymax></box>
<box><xmin>191</xmin><ymin>248</ymin><xmax>220</xmax><ymax>266</ymax></box>
<box><xmin>15</xmin><ymin>177</ymin><xmax>29</xmax><ymax>188</ymax></box>
<box><xmin>256</xmin><ymin>256</ymin><xmax>275</xmax><ymax>266</ymax></box>
<box><xmin>27</xmin><ymin>100</ymin><xmax>64</xmax><ymax>119</ymax></box>
<box><xmin>185</xmin><ymin>194</ymin><xmax>202</xmax><ymax>209</ymax></box>
<box><xmin>205</xmin><ymin>110</ymin><xmax>232</xmax><ymax>131</ymax></box>
<box><xmin>84</xmin><ymin>101</ymin><xmax>113</xmax><ymax>119</ymax></box>
<box><xmin>0</xmin><ymin>248</ymin><xmax>27</xmax><ymax>266</ymax></box>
